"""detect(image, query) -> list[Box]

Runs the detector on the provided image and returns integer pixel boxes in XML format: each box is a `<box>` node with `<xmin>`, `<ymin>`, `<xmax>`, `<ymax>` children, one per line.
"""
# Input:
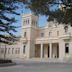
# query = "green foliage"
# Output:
<box><xmin>22</xmin><ymin>0</ymin><xmax>72</xmax><ymax>26</ymax></box>
<box><xmin>0</xmin><ymin>59</ymin><xmax>12</xmax><ymax>64</ymax></box>
<box><xmin>0</xmin><ymin>0</ymin><xmax>20</xmax><ymax>44</ymax></box>
<box><xmin>0</xmin><ymin>0</ymin><xmax>72</xmax><ymax>44</ymax></box>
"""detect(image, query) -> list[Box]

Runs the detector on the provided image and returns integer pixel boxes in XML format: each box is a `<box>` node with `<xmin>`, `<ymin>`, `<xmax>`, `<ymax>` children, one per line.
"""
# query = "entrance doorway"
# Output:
<box><xmin>52</xmin><ymin>43</ymin><xmax>59</xmax><ymax>58</ymax></box>
<box><xmin>35</xmin><ymin>44</ymin><xmax>40</xmax><ymax>57</ymax></box>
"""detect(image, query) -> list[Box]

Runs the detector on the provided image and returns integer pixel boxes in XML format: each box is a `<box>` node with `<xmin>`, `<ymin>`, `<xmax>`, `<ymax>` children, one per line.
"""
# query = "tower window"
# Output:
<box><xmin>24</xmin><ymin>32</ymin><xmax>26</xmax><ymax>37</ymax></box>
<box><xmin>23</xmin><ymin>20</ymin><xmax>26</xmax><ymax>25</ymax></box>
<box><xmin>27</xmin><ymin>19</ymin><xmax>29</xmax><ymax>24</ymax></box>
<box><xmin>26</xmin><ymin>20</ymin><xmax>27</xmax><ymax>24</ymax></box>
<box><xmin>65</xmin><ymin>43</ymin><xmax>69</xmax><ymax>54</ymax></box>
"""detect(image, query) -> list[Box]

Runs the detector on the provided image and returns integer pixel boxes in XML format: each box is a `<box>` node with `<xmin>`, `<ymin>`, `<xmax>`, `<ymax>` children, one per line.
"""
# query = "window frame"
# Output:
<box><xmin>65</xmin><ymin>43</ymin><xmax>69</xmax><ymax>54</ymax></box>
<box><xmin>49</xmin><ymin>32</ymin><xmax>52</xmax><ymax>37</ymax></box>
<box><xmin>64</xmin><ymin>26</ymin><xmax>68</xmax><ymax>34</ymax></box>
<box><xmin>23</xmin><ymin>45</ymin><xmax>26</xmax><ymax>54</ymax></box>
<box><xmin>24</xmin><ymin>32</ymin><xmax>26</xmax><ymax>37</ymax></box>
<box><xmin>41</xmin><ymin>33</ymin><xmax>44</xmax><ymax>37</ymax></box>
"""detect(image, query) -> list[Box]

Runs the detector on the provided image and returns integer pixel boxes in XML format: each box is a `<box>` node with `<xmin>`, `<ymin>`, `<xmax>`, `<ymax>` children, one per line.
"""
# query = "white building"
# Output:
<box><xmin>0</xmin><ymin>13</ymin><xmax>72</xmax><ymax>62</ymax></box>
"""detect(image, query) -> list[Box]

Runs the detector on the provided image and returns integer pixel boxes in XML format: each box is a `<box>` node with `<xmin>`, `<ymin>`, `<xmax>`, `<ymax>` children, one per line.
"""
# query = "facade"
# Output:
<box><xmin>0</xmin><ymin>37</ymin><xmax>21</xmax><ymax>59</ymax></box>
<box><xmin>0</xmin><ymin>13</ymin><xmax>72</xmax><ymax>62</ymax></box>
<box><xmin>21</xmin><ymin>13</ymin><xmax>72</xmax><ymax>61</ymax></box>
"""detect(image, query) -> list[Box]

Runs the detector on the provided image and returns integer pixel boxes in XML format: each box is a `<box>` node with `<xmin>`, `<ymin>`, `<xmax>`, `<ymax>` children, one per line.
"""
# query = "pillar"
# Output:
<box><xmin>50</xmin><ymin>43</ymin><xmax>52</xmax><ymax>58</ymax></box>
<box><xmin>40</xmin><ymin>43</ymin><xmax>43</xmax><ymax>58</ymax></box>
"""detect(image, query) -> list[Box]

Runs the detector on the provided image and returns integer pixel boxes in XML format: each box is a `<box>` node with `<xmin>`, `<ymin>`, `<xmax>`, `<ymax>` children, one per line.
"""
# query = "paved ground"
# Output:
<box><xmin>0</xmin><ymin>61</ymin><xmax>72</xmax><ymax>72</ymax></box>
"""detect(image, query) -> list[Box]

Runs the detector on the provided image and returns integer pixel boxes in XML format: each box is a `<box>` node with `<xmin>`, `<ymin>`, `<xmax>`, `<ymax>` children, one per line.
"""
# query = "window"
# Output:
<box><xmin>8</xmin><ymin>48</ymin><xmax>10</xmax><ymax>54</ymax></box>
<box><xmin>27</xmin><ymin>19</ymin><xmax>29</xmax><ymax>24</ymax></box>
<box><xmin>48</xmin><ymin>24</ymin><xmax>52</xmax><ymax>27</ymax></box>
<box><xmin>12</xmin><ymin>48</ymin><xmax>14</xmax><ymax>54</ymax></box>
<box><xmin>23</xmin><ymin>20</ymin><xmax>26</xmax><ymax>26</ymax></box>
<box><xmin>49</xmin><ymin>32</ymin><xmax>52</xmax><ymax>37</ymax></box>
<box><xmin>24</xmin><ymin>32</ymin><xmax>26</xmax><ymax>37</ymax></box>
<box><xmin>1</xmin><ymin>48</ymin><xmax>4</xmax><ymax>54</ymax></box>
<box><xmin>26</xmin><ymin>20</ymin><xmax>27</xmax><ymax>24</ymax></box>
<box><xmin>64</xmin><ymin>26</ymin><xmax>68</xmax><ymax>34</ymax></box>
<box><xmin>41</xmin><ymin>33</ymin><xmax>44</xmax><ymax>37</ymax></box>
<box><xmin>57</xmin><ymin>31</ymin><xmax>59</xmax><ymax>36</ymax></box>
<box><xmin>23</xmin><ymin>45</ymin><xmax>26</xmax><ymax>54</ymax></box>
<box><xmin>65</xmin><ymin>43</ymin><xmax>69</xmax><ymax>54</ymax></box>
<box><xmin>18</xmin><ymin>48</ymin><xmax>20</xmax><ymax>54</ymax></box>
<box><xmin>15</xmin><ymin>48</ymin><xmax>17</xmax><ymax>54</ymax></box>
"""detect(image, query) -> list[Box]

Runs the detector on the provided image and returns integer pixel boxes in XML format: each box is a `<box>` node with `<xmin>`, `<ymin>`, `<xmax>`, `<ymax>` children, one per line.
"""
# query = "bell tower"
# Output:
<box><xmin>21</xmin><ymin>13</ymin><xmax>39</xmax><ymax>58</ymax></box>
<box><xmin>22</xmin><ymin>13</ymin><xmax>39</xmax><ymax>28</ymax></box>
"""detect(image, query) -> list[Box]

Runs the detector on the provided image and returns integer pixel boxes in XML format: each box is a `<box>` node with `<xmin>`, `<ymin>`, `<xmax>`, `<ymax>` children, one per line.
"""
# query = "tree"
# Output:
<box><xmin>0</xmin><ymin>0</ymin><xmax>72</xmax><ymax>44</ymax></box>
<box><xmin>22</xmin><ymin>0</ymin><xmax>72</xmax><ymax>26</ymax></box>
<box><xmin>0</xmin><ymin>0</ymin><xmax>20</xmax><ymax>44</ymax></box>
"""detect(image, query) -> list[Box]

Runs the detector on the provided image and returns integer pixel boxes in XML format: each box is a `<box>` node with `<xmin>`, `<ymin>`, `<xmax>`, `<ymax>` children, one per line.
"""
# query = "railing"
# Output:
<box><xmin>60</xmin><ymin>33</ymin><xmax>71</xmax><ymax>40</ymax></box>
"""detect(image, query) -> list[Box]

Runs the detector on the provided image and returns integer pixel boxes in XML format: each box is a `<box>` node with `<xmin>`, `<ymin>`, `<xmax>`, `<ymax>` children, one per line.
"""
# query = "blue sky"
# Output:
<box><xmin>7</xmin><ymin>2</ymin><xmax>58</xmax><ymax>36</ymax></box>
<box><xmin>14</xmin><ymin>7</ymin><xmax>47</xmax><ymax>36</ymax></box>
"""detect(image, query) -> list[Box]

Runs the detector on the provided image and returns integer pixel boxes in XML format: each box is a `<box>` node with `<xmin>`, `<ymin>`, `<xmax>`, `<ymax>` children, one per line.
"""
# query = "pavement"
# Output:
<box><xmin>0</xmin><ymin>59</ymin><xmax>72</xmax><ymax>72</ymax></box>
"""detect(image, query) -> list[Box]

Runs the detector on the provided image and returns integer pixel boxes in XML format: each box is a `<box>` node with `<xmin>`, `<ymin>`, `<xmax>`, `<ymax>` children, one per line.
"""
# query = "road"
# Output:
<box><xmin>0</xmin><ymin>61</ymin><xmax>72</xmax><ymax>72</ymax></box>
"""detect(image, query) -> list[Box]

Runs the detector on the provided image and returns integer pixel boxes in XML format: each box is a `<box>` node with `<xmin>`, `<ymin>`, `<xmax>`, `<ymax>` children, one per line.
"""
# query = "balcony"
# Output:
<box><xmin>60</xmin><ymin>33</ymin><xmax>71</xmax><ymax>40</ymax></box>
<box><xmin>35</xmin><ymin>37</ymin><xmax>59</xmax><ymax>44</ymax></box>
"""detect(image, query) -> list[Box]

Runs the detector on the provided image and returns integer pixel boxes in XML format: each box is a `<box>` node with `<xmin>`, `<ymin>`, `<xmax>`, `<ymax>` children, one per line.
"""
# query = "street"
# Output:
<box><xmin>0</xmin><ymin>61</ymin><xmax>72</xmax><ymax>72</ymax></box>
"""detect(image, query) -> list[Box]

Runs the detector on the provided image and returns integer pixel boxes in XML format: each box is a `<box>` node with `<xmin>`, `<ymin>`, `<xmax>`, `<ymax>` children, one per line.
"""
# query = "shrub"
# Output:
<box><xmin>0</xmin><ymin>59</ymin><xmax>12</xmax><ymax>64</ymax></box>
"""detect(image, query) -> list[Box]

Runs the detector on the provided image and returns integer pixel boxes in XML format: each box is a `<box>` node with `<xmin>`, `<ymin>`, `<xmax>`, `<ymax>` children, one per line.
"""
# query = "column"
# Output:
<box><xmin>50</xmin><ymin>43</ymin><xmax>52</xmax><ymax>58</ymax></box>
<box><xmin>40</xmin><ymin>43</ymin><xmax>43</xmax><ymax>58</ymax></box>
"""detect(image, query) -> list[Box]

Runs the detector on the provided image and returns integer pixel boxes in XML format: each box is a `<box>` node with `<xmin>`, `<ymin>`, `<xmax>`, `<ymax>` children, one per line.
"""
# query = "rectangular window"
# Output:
<box><xmin>65</xmin><ymin>43</ymin><xmax>69</xmax><ymax>54</ymax></box>
<box><xmin>24</xmin><ymin>32</ymin><xmax>26</xmax><ymax>37</ymax></box>
<box><xmin>15</xmin><ymin>48</ymin><xmax>17</xmax><ymax>54</ymax></box>
<box><xmin>1</xmin><ymin>48</ymin><xmax>4</xmax><ymax>54</ymax></box>
<box><xmin>18</xmin><ymin>48</ymin><xmax>20</xmax><ymax>54</ymax></box>
<box><xmin>49</xmin><ymin>32</ymin><xmax>52</xmax><ymax>37</ymax></box>
<box><xmin>8</xmin><ymin>48</ymin><xmax>10</xmax><ymax>54</ymax></box>
<box><xmin>12</xmin><ymin>48</ymin><xmax>14</xmax><ymax>54</ymax></box>
<box><xmin>41</xmin><ymin>33</ymin><xmax>44</xmax><ymax>37</ymax></box>
<box><xmin>27</xmin><ymin>19</ymin><xmax>29</xmax><ymax>24</ymax></box>
<box><xmin>23</xmin><ymin>45</ymin><xmax>26</xmax><ymax>54</ymax></box>
<box><xmin>57</xmin><ymin>31</ymin><xmax>59</xmax><ymax>36</ymax></box>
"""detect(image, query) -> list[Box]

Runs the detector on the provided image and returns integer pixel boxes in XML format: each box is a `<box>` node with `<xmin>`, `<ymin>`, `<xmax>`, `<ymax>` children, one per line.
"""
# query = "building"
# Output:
<box><xmin>0</xmin><ymin>13</ymin><xmax>72</xmax><ymax>62</ymax></box>
<box><xmin>0</xmin><ymin>37</ymin><xmax>21</xmax><ymax>59</ymax></box>
<box><xmin>21</xmin><ymin>13</ymin><xmax>72</xmax><ymax>61</ymax></box>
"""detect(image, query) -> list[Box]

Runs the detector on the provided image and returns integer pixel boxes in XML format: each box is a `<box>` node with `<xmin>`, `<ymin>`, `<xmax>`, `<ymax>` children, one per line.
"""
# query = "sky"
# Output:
<box><xmin>12</xmin><ymin>3</ymin><xmax>58</xmax><ymax>36</ymax></box>
<box><xmin>14</xmin><ymin>6</ymin><xmax>47</xmax><ymax>36</ymax></box>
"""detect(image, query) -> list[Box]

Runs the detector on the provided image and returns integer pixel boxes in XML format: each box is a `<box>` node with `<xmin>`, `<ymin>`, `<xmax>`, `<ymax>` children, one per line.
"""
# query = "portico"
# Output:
<box><xmin>35</xmin><ymin>43</ymin><xmax>59</xmax><ymax>59</ymax></box>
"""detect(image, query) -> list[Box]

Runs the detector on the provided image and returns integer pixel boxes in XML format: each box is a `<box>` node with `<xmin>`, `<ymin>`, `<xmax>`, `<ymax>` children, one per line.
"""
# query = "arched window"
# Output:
<box><xmin>8</xmin><ymin>48</ymin><xmax>10</xmax><ymax>54</ymax></box>
<box><xmin>12</xmin><ymin>48</ymin><xmax>14</xmax><ymax>54</ymax></box>
<box><xmin>65</xmin><ymin>43</ymin><xmax>69</xmax><ymax>54</ymax></box>
<box><xmin>49</xmin><ymin>32</ymin><xmax>52</xmax><ymax>37</ymax></box>
<box><xmin>64</xmin><ymin>26</ymin><xmax>68</xmax><ymax>33</ymax></box>
<box><xmin>26</xmin><ymin>20</ymin><xmax>27</xmax><ymax>24</ymax></box>
<box><xmin>27</xmin><ymin>19</ymin><xmax>29</xmax><ymax>24</ymax></box>
<box><xmin>41</xmin><ymin>33</ymin><xmax>44</xmax><ymax>37</ymax></box>
<box><xmin>23</xmin><ymin>20</ymin><xmax>26</xmax><ymax>26</ymax></box>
